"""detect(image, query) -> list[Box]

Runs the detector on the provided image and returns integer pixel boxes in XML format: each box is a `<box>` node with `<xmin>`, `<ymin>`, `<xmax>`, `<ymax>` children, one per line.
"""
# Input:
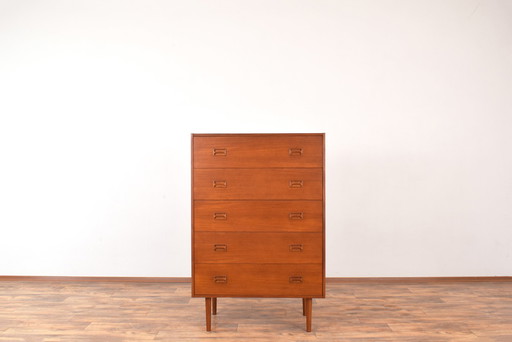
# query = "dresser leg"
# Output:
<box><xmin>305</xmin><ymin>298</ymin><xmax>312</xmax><ymax>332</ymax></box>
<box><xmin>302</xmin><ymin>298</ymin><xmax>306</xmax><ymax>316</ymax></box>
<box><xmin>212</xmin><ymin>297</ymin><xmax>217</xmax><ymax>315</ymax></box>
<box><xmin>205</xmin><ymin>297</ymin><xmax>212</xmax><ymax>331</ymax></box>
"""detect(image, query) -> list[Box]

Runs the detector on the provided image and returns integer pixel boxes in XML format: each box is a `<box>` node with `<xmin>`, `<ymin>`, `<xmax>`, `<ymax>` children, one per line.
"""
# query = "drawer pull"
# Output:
<box><xmin>213</xmin><ymin>212</ymin><xmax>227</xmax><ymax>220</ymax></box>
<box><xmin>289</xmin><ymin>244</ymin><xmax>303</xmax><ymax>252</ymax></box>
<box><xmin>289</xmin><ymin>148</ymin><xmax>303</xmax><ymax>156</ymax></box>
<box><xmin>213</xmin><ymin>275</ymin><xmax>228</xmax><ymax>284</ymax></box>
<box><xmin>289</xmin><ymin>276</ymin><xmax>303</xmax><ymax>284</ymax></box>
<box><xmin>289</xmin><ymin>180</ymin><xmax>303</xmax><ymax>188</ymax></box>
<box><xmin>213</xmin><ymin>180</ymin><xmax>227</xmax><ymax>188</ymax></box>
<box><xmin>212</xmin><ymin>148</ymin><xmax>227</xmax><ymax>156</ymax></box>
<box><xmin>213</xmin><ymin>244</ymin><xmax>227</xmax><ymax>252</ymax></box>
<box><xmin>289</xmin><ymin>212</ymin><xmax>304</xmax><ymax>220</ymax></box>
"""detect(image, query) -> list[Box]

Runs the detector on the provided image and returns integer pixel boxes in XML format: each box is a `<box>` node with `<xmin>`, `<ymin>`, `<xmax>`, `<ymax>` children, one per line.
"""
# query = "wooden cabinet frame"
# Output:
<box><xmin>191</xmin><ymin>133</ymin><xmax>325</xmax><ymax>332</ymax></box>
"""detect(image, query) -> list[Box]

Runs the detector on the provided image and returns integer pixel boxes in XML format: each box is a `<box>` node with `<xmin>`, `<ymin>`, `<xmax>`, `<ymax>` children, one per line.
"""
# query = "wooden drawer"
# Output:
<box><xmin>193</xmin><ymin>134</ymin><xmax>323</xmax><ymax>168</ymax></box>
<box><xmin>194</xmin><ymin>263</ymin><xmax>323</xmax><ymax>297</ymax></box>
<box><xmin>194</xmin><ymin>200</ymin><xmax>322</xmax><ymax>232</ymax></box>
<box><xmin>194</xmin><ymin>232</ymin><xmax>322</xmax><ymax>264</ymax></box>
<box><xmin>193</xmin><ymin>168</ymin><xmax>323</xmax><ymax>200</ymax></box>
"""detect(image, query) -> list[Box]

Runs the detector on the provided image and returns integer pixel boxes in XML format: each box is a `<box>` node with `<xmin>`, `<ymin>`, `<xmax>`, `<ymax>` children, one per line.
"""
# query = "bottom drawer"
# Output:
<box><xmin>193</xmin><ymin>263</ymin><xmax>323</xmax><ymax>297</ymax></box>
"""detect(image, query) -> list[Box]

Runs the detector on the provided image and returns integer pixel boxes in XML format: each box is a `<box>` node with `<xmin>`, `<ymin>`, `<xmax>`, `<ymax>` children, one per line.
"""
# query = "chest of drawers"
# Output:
<box><xmin>191</xmin><ymin>133</ymin><xmax>325</xmax><ymax>332</ymax></box>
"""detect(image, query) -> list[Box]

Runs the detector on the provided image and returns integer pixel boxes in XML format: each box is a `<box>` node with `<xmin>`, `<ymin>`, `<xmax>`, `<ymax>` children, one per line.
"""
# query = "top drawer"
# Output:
<box><xmin>193</xmin><ymin>134</ymin><xmax>323</xmax><ymax>168</ymax></box>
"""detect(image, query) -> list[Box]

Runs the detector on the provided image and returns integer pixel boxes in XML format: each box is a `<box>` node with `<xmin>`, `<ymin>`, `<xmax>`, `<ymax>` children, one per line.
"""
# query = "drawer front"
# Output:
<box><xmin>194</xmin><ymin>263</ymin><xmax>323</xmax><ymax>297</ymax></box>
<box><xmin>193</xmin><ymin>168</ymin><xmax>323</xmax><ymax>200</ymax></box>
<box><xmin>194</xmin><ymin>200</ymin><xmax>322</xmax><ymax>232</ymax></box>
<box><xmin>194</xmin><ymin>232</ymin><xmax>322</xmax><ymax>264</ymax></box>
<box><xmin>193</xmin><ymin>135</ymin><xmax>323</xmax><ymax>168</ymax></box>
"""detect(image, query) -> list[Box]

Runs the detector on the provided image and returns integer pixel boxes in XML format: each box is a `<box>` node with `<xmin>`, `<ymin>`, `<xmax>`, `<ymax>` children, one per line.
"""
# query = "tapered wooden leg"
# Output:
<box><xmin>205</xmin><ymin>297</ymin><xmax>212</xmax><ymax>331</ymax></box>
<box><xmin>302</xmin><ymin>298</ymin><xmax>306</xmax><ymax>316</ymax></box>
<box><xmin>212</xmin><ymin>297</ymin><xmax>217</xmax><ymax>315</ymax></box>
<box><xmin>305</xmin><ymin>298</ymin><xmax>312</xmax><ymax>332</ymax></box>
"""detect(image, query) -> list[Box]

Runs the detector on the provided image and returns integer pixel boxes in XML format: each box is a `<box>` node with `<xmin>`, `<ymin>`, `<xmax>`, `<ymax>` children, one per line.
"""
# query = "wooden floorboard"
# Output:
<box><xmin>0</xmin><ymin>281</ymin><xmax>511</xmax><ymax>341</ymax></box>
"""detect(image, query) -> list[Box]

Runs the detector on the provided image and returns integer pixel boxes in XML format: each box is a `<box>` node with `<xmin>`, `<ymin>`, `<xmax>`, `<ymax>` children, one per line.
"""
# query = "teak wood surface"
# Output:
<box><xmin>194</xmin><ymin>263</ymin><xmax>324</xmax><ymax>297</ymax></box>
<box><xmin>194</xmin><ymin>231</ymin><xmax>323</xmax><ymax>264</ymax></box>
<box><xmin>193</xmin><ymin>168</ymin><xmax>323</xmax><ymax>200</ymax></box>
<box><xmin>0</xmin><ymin>280</ymin><xmax>511</xmax><ymax>341</ymax></box>
<box><xmin>193</xmin><ymin>134</ymin><xmax>324</xmax><ymax>168</ymax></box>
<box><xmin>191</xmin><ymin>133</ymin><xmax>326</xmax><ymax>332</ymax></box>
<box><xmin>194</xmin><ymin>200</ymin><xmax>323</xmax><ymax>232</ymax></box>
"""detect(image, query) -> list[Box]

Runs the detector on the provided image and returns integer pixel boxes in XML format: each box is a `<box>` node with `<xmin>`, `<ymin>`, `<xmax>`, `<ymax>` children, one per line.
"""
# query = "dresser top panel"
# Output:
<box><xmin>192</xmin><ymin>133</ymin><xmax>324</xmax><ymax>137</ymax></box>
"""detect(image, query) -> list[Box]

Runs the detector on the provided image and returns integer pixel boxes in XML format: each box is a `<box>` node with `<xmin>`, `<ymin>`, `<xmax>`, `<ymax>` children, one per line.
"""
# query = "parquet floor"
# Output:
<box><xmin>0</xmin><ymin>280</ymin><xmax>511</xmax><ymax>341</ymax></box>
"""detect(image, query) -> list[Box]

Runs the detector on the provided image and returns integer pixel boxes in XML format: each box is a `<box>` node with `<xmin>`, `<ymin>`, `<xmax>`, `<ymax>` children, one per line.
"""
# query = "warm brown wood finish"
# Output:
<box><xmin>193</xmin><ymin>135</ymin><xmax>323</xmax><ymax>168</ymax></box>
<box><xmin>194</xmin><ymin>263</ymin><xmax>323</xmax><ymax>297</ymax></box>
<box><xmin>305</xmin><ymin>297</ymin><xmax>313</xmax><ymax>332</ymax></box>
<box><xmin>194</xmin><ymin>232</ymin><xmax>323</xmax><ymax>263</ymax></box>
<box><xmin>193</xmin><ymin>168</ymin><xmax>323</xmax><ymax>200</ymax></box>
<box><xmin>205</xmin><ymin>297</ymin><xmax>212</xmax><ymax>331</ymax></box>
<box><xmin>194</xmin><ymin>200</ymin><xmax>323</xmax><ymax>232</ymax></box>
<box><xmin>1</xmin><ymin>280</ymin><xmax>511</xmax><ymax>341</ymax></box>
<box><xmin>192</xmin><ymin>133</ymin><xmax>325</xmax><ymax>332</ymax></box>
<box><xmin>212</xmin><ymin>297</ymin><xmax>217</xmax><ymax>315</ymax></box>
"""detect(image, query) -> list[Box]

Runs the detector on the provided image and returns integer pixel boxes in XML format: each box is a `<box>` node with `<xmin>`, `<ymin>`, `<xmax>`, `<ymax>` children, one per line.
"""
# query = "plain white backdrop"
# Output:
<box><xmin>1</xmin><ymin>0</ymin><xmax>511</xmax><ymax>277</ymax></box>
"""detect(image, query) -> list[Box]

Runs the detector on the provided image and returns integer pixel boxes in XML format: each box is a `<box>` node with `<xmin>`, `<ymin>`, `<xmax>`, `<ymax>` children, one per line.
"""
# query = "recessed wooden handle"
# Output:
<box><xmin>289</xmin><ymin>180</ymin><xmax>303</xmax><ymax>188</ymax></box>
<box><xmin>213</xmin><ymin>275</ymin><xmax>227</xmax><ymax>284</ymax></box>
<box><xmin>289</xmin><ymin>148</ymin><xmax>303</xmax><ymax>156</ymax></box>
<box><xmin>289</xmin><ymin>212</ymin><xmax>304</xmax><ymax>220</ymax></box>
<box><xmin>212</xmin><ymin>148</ymin><xmax>227</xmax><ymax>156</ymax></box>
<box><xmin>289</xmin><ymin>244</ymin><xmax>303</xmax><ymax>252</ymax></box>
<box><xmin>213</xmin><ymin>212</ymin><xmax>227</xmax><ymax>220</ymax></box>
<box><xmin>289</xmin><ymin>276</ymin><xmax>303</xmax><ymax>284</ymax></box>
<box><xmin>213</xmin><ymin>180</ymin><xmax>227</xmax><ymax>188</ymax></box>
<box><xmin>213</xmin><ymin>244</ymin><xmax>227</xmax><ymax>252</ymax></box>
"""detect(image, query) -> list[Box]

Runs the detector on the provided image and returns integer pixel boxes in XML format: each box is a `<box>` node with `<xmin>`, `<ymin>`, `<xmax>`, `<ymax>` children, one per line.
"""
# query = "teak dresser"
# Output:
<box><xmin>191</xmin><ymin>133</ymin><xmax>325</xmax><ymax>332</ymax></box>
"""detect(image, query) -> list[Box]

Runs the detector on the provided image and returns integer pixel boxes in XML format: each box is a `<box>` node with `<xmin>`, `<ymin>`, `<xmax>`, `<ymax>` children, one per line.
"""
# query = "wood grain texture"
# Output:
<box><xmin>193</xmin><ymin>135</ymin><xmax>324</xmax><ymax>168</ymax></box>
<box><xmin>192</xmin><ymin>133</ymin><xmax>325</xmax><ymax>332</ymax></box>
<box><xmin>194</xmin><ymin>232</ymin><xmax>323</xmax><ymax>264</ymax></box>
<box><xmin>194</xmin><ymin>263</ymin><xmax>323</xmax><ymax>297</ymax></box>
<box><xmin>194</xmin><ymin>200</ymin><xmax>323</xmax><ymax>232</ymax></box>
<box><xmin>0</xmin><ymin>280</ymin><xmax>511</xmax><ymax>341</ymax></box>
<box><xmin>193</xmin><ymin>168</ymin><xmax>323</xmax><ymax>200</ymax></box>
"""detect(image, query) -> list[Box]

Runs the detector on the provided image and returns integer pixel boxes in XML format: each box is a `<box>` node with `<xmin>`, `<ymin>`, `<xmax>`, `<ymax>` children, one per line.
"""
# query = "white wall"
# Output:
<box><xmin>1</xmin><ymin>0</ymin><xmax>511</xmax><ymax>277</ymax></box>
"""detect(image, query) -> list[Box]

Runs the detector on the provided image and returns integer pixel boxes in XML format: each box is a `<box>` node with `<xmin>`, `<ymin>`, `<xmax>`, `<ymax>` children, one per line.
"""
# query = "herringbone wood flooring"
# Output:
<box><xmin>1</xmin><ymin>280</ymin><xmax>511</xmax><ymax>341</ymax></box>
